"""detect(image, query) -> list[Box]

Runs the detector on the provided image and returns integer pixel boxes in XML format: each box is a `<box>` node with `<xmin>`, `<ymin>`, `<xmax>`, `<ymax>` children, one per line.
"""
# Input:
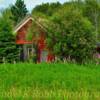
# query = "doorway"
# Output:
<box><xmin>40</xmin><ymin>50</ymin><xmax>48</xmax><ymax>62</ymax></box>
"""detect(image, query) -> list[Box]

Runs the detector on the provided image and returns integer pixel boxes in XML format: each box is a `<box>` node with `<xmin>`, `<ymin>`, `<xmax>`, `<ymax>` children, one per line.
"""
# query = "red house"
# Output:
<box><xmin>14</xmin><ymin>15</ymin><xmax>100</xmax><ymax>62</ymax></box>
<box><xmin>14</xmin><ymin>15</ymin><xmax>54</xmax><ymax>62</ymax></box>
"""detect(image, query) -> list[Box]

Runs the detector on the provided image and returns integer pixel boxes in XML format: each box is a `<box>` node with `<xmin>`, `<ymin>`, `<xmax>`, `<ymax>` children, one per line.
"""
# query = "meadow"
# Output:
<box><xmin>0</xmin><ymin>63</ymin><xmax>100</xmax><ymax>99</ymax></box>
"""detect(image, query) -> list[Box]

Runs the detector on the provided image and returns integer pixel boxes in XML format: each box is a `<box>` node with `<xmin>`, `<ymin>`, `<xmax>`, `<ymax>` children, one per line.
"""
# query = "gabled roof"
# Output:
<box><xmin>14</xmin><ymin>15</ymin><xmax>33</xmax><ymax>33</ymax></box>
<box><xmin>14</xmin><ymin>15</ymin><xmax>48</xmax><ymax>33</ymax></box>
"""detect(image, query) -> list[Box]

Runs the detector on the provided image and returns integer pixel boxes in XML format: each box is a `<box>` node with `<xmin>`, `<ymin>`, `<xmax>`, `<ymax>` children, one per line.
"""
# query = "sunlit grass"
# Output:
<box><xmin>0</xmin><ymin>63</ymin><xmax>100</xmax><ymax>99</ymax></box>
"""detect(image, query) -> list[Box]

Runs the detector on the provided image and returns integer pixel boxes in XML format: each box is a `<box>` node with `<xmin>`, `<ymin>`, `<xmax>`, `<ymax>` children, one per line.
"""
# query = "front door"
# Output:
<box><xmin>40</xmin><ymin>50</ymin><xmax>48</xmax><ymax>62</ymax></box>
<box><xmin>20</xmin><ymin>44</ymin><xmax>28</xmax><ymax>61</ymax></box>
<box><xmin>20</xmin><ymin>44</ymin><xmax>36</xmax><ymax>62</ymax></box>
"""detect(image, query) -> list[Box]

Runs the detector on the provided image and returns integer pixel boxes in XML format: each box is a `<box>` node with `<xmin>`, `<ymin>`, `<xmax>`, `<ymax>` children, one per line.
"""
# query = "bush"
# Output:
<box><xmin>47</xmin><ymin>8</ymin><xmax>96</xmax><ymax>63</ymax></box>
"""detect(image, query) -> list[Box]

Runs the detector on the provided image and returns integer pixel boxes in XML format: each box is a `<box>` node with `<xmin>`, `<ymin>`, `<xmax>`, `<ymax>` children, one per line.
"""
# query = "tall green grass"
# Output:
<box><xmin>0</xmin><ymin>63</ymin><xmax>100</xmax><ymax>99</ymax></box>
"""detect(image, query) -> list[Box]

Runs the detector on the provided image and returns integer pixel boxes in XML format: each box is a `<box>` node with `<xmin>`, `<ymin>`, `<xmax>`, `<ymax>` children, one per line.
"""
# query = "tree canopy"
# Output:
<box><xmin>11</xmin><ymin>0</ymin><xmax>28</xmax><ymax>25</ymax></box>
<box><xmin>0</xmin><ymin>17</ymin><xmax>19</xmax><ymax>63</ymax></box>
<box><xmin>0</xmin><ymin>0</ymin><xmax>100</xmax><ymax>63</ymax></box>
<box><xmin>31</xmin><ymin>1</ymin><xmax>98</xmax><ymax>63</ymax></box>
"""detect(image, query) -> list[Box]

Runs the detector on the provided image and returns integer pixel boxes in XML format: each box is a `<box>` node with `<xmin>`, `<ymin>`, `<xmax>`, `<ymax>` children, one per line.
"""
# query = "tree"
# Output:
<box><xmin>0</xmin><ymin>17</ymin><xmax>19</xmax><ymax>63</ymax></box>
<box><xmin>46</xmin><ymin>7</ymin><xmax>96</xmax><ymax>63</ymax></box>
<box><xmin>0</xmin><ymin>8</ymin><xmax>14</xmax><ymax>27</ymax></box>
<box><xmin>11</xmin><ymin>0</ymin><xmax>28</xmax><ymax>24</ymax></box>
<box><xmin>32</xmin><ymin>2</ymin><xmax>61</xmax><ymax>16</ymax></box>
<box><xmin>83</xmin><ymin>0</ymin><xmax>100</xmax><ymax>40</ymax></box>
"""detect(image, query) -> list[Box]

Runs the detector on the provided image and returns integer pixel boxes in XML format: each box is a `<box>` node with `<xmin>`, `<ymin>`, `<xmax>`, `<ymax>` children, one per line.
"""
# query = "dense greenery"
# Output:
<box><xmin>47</xmin><ymin>7</ymin><xmax>96</xmax><ymax>63</ymax></box>
<box><xmin>0</xmin><ymin>17</ymin><xmax>19</xmax><ymax>63</ymax></box>
<box><xmin>0</xmin><ymin>0</ymin><xmax>100</xmax><ymax>63</ymax></box>
<box><xmin>0</xmin><ymin>1</ymin><xmax>100</xmax><ymax>99</ymax></box>
<box><xmin>11</xmin><ymin>0</ymin><xmax>28</xmax><ymax>24</ymax></box>
<box><xmin>0</xmin><ymin>0</ymin><xmax>28</xmax><ymax>63</ymax></box>
<box><xmin>32</xmin><ymin>1</ymin><xmax>98</xmax><ymax>63</ymax></box>
<box><xmin>83</xmin><ymin>0</ymin><xmax>100</xmax><ymax>40</ymax></box>
<box><xmin>32</xmin><ymin>2</ymin><xmax>61</xmax><ymax>16</ymax></box>
<box><xmin>0</xmin><ymin>63</ymin><xmax>99</xmax><ymax>99</ymax></box>
<box><xmin>32</xmin><ymin>0</ymin><xmax>100</xmax><ymax>39</ymax></box>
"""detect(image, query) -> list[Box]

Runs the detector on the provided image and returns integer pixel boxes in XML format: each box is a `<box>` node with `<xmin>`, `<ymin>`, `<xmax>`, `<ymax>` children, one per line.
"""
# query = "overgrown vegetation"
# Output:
<box><xmin>46</xmin><ymin>7</ymin><xmax>96</xmax><ymax>63</ymax></box>
<box><xmin>32</xmin><ymin>0</ymin><xmax>99</xmax><ymax>63</ymax></box>
<box><xmin>0</xmin><ymin>0</ymin><xmax>100</xmax><ymax>63</ymax></box>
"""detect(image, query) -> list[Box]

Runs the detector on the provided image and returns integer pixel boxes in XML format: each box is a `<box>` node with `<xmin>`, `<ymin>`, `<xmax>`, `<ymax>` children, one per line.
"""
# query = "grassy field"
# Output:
<box><xmin>0</xmin><ymin>63</ymin><xmax>100</xmax><ymax>99</ymax></box>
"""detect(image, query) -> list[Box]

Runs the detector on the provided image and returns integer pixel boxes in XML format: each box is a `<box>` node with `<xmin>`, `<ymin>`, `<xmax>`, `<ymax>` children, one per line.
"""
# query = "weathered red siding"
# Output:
<box><xmin>16</xmin><ymin>18</ymin><xmax>55</xmax><ymax>62</ymax></box>
<box><xmin>16</xmin><ymin>19</ymin><xmax>32</xmax><ymax>44</ymax></box>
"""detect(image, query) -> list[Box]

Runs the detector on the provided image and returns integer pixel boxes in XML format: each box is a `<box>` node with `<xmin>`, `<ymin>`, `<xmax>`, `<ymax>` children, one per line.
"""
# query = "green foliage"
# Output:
<box><xmin>26</xmin><ymin>21</ymin><xmax>40</xmax><ymax>41</ymax></box>
<box><xmin>31</xmin><ymin>2</ymin><xmax>98</xmax><ymax>63</ymax></box>
<box><xmin>26</xmin><ymin>24</ymin><xmax>34</xmax><ymax>41</ymax></box>
<box><xmin>46</xmin><ymin>7</ymin><xmax>96</xmax><ymax>63</ymax></box>
<box><xmin>0</xmin><ymin>0</ymin><xmax>99</xmax><ymax>63</ymax></box>
<box><xmin>11</xmin><ymin>0</ymin><xmax>28</xmax><ymax>24</ymax></box>
<box><xmin>0</xmin><ymin>8</ymin><xmax>14</xmax><ymax>27</ymax></box>
<box><xmin>0</xmin><ymin>18</ymin><xmax>19</xmax><ymax>63</ymax></box>
<box><xmin>0</xmin><ymin>63</ymin><xmax>99</xmax><ymax>98</ymax></box>
<box><xmin>83</xmin><ymin>0</ymin><xmax>100</xmax><ymax>41</ymax></box>
<box><xmin>32</xmin><ymin>2</ymin><xmax>61</xmax><ymax>16</ymax></box>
